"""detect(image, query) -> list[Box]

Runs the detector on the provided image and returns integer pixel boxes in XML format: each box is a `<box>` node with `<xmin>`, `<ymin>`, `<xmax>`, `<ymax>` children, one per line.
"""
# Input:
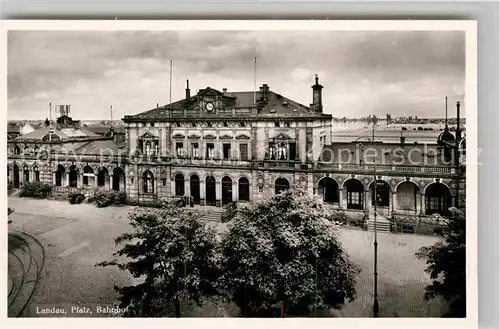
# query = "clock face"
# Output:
<box><xmin>205</xmin><ymin>102</ymin><xmax>214</xmax><ymax>112</ymax></box>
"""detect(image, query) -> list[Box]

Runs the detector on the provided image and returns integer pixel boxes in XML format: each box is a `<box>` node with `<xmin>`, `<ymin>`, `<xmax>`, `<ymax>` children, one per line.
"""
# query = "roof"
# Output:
<box><xmin>86</xmin><ymin>126</ymin><xmax>126</xmax><ymax>135</ymax></box>
<box><xmin>73</xmin><ymin>139</ymin><xmax>127</xmax><ymax>155</ymax></box>
<box><xmin>128</xmin><ymin>86</ymin><xmax>330</xmax><ymax>120</ymax></box>
<box><xmin>16</xmin><ymin>125</ymin><xmax>99</xmax><ymax>141</ymax></box>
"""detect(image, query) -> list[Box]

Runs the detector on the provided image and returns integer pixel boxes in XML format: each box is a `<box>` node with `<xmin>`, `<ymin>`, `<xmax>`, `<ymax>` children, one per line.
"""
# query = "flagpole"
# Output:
<box><xmin>169</xmin><ymin>60</ymin><xmax>173</xmax><ymax>104</ymax></box>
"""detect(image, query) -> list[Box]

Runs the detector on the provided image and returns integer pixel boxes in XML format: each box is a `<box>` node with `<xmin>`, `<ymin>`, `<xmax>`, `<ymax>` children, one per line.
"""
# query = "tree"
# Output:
<box><xmin>97</xmin><ymin>203</ymin><xmax>221</xmax><ymax>317</ymax></box>
<box><xmin>416</xmin><ymin>207</ymin><xmax>466</xmax><ymax>317</ymax></box>
<box><xmin>219</xmin><ymin>185</ymin><xmax>360</xmax><ymax>317</ymax></box>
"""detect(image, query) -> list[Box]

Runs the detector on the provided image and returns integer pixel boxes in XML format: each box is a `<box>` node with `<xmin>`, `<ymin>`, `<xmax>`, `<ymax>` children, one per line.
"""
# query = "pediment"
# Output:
<box><xmin>236</xmin><ymin>134</ymin><xmax>250</xmax><ymax>140</ymax></box>
<box><xmin>274</xmin><ymin>133</ymin><xmax>291</xmax><ymax>140</ymax></box>
<box><xmin>219</xmin><ymin>134</ymin><xmax>233</xmax><ymax>140</ymax></box>
<box><xmin>173</xmin><ymin>133</ymin><xmax>185</xmax><ymax>140</ymax></box>
<box><xmin>198</xmin><ymin>87</ymin><xmax>223</xmax><ymax>97</ymax></box>
<box><xmin>141</xmin><ymin>131</ymin><xmax>157</xmax><ymax>139</ymax></box>
<box><xmin>204</xmin><ymin>134</ymin><xmax>217</xmax><ymax>140</ymax></box>
<box><xmin>188</xmin><ymin>134</ymin><xmax>201</xmax><ymax>140</ymax></box>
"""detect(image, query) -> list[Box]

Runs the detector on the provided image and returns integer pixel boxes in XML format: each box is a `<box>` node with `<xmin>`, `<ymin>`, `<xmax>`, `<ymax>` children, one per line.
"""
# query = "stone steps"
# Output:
<box><xmin>192</xmin><ymin>206</ymin><xmax>223</xmax><ymax>222</ymax></box>
<box><xmin>366</xmin><ymin>220</ymin><xmax>392</xmax><ymax>233</ymax></box>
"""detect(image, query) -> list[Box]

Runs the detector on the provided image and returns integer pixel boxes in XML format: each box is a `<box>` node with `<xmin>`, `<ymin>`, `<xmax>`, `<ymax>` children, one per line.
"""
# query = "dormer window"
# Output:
<box><xmin>285</xmin><ymin>122</ymin><xmax>290</xmax><ymax>128</ymax></box>
<box><xmin>192</xmin><ymin>122</ymin><xmax>196</xmax><ymax>127</ymax></box>
<box><xmin>176</xmin><ymin>122</ymin><xmax>181</xmax><ymax>128</ymax></box>
<box><xmin>239</xmin><ymin>122</ymin><xmax>246</xmax><ymax>127</ymax></box>
<box><xmin>274</xmin><ymin>122</ymin><xmax>280</xmax><ymax>127</ymax></box>
<box><xmin>207</xmin><ymin>122</ymin><xmax>212</xmax><ymax>127</ymax></box>
<box><xmin>223</xmin><ymin>121</ymin><xmax>228</xmax><ymax>127</ymax></box>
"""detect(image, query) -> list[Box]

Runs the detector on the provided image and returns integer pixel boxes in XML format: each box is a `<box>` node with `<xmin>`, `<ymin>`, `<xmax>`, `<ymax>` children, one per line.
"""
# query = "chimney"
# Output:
<box><xmin>222</xmin><ymin>88</ymin><xmax>227</xmax><ymax>94</ymax></box>
<box><xmin>185</xmin><ymin>79</ymin><xmax>191</xmax><ymax>99</ymax></box>
<box><xmin>261</xmin><ymin>84</ymin><xmax>269</xmax><ymax>102</ymax></box>
<box><xmin>311</xmin><ymin>74</ymin><xmax>323</xmax><ymax>113</ymax></box>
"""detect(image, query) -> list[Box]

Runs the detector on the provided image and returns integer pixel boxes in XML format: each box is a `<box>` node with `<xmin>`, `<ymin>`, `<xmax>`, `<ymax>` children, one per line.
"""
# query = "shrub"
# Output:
<box><xmin>89</xmin><ymin>189</ymin><xmax>127</xmax><ymax>208</ymax></box>
<box><xmin>329</xmin><ymin>209</ymin><xmax>365</xmax><ymax>227</ymax></box>
<box><xmin>68</xmin><ymin>192</ymin><xmax>85</xmax><ymax>204</ymax></box>
<box><xmin>19</xmin><ymin>181</ymin><xmax>53</xmax><ymax>199</ymax></box>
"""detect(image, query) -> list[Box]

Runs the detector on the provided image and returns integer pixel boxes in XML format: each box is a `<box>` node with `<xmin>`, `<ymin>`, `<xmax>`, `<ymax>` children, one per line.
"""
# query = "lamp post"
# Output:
<box><xmin>355</xmin><ymin>122</ymin><xmax>379</xmax><ymax>318</ymax></box>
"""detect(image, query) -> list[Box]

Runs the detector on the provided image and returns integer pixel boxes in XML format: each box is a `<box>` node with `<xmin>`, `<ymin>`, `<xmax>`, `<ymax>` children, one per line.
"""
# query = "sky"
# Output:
<box><xmin>8</xmin><ymin>30</ymin><xmax>465</xmax><ymax>120</ymax></box>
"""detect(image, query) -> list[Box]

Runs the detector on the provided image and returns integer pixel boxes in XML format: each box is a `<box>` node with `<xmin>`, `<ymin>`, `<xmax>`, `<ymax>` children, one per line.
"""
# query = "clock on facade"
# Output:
<box><xmin>205</xmin><ymin>102</ymin><xmax>215</xmax><ymax>112</ymax></box>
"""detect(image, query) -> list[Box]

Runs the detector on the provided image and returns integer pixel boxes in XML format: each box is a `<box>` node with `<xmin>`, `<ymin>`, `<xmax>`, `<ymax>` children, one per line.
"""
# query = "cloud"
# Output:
<box><xmin>8</xmin><ymin>30</ymin><xmax>465</xmax><ymax>120</ymax></box>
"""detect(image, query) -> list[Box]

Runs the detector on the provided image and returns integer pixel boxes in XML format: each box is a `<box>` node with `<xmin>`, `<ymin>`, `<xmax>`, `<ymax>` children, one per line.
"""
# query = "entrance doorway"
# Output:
<box><xmin>190</xmin><ymin>175</ymin><xmax>200</xmax><ymax>204</ymax></box>
<box><xmin>13</xmin><ymin>164</ymin><xmax>20</xmax><ymax>188</ymax></box>
<box><xmin>205</xmin><ymin>176</ymin><xmax>216</xmax><ymax>206</ymax></box>
<box><xmin>221</xmin><ymin>176</ymin><xmax>233</xmax><ymax>205</ymax></box>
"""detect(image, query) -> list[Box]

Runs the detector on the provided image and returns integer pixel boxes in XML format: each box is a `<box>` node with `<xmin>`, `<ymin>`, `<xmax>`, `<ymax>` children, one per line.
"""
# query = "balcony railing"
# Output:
<box><xmin>315</xmin><ymin>162</ymin><xmax>453</xmax><ymax>175</ymax></box>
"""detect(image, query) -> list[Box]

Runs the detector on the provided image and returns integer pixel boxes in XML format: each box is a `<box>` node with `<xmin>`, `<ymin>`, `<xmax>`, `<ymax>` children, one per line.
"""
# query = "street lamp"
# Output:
<box><xmin>354</xmin><ymin>123</ymin><xmax>379</xmax><ymax>318</ymax></box>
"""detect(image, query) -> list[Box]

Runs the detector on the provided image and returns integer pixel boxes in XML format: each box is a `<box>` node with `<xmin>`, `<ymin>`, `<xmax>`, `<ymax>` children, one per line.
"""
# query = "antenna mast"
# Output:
<box><xmin>110</xmin><ymin>105</ymin><xmax>113</xmax><ymax>122</ymax></box>
<box><xmin>169</xmin><ymin>59</ymin><xmax>173</xmax><ymax>104</ymax></box>
<box><xmin>253</xmin><ymin>56</ymin><xmax>257</xmax><ymax>106</ymax></box>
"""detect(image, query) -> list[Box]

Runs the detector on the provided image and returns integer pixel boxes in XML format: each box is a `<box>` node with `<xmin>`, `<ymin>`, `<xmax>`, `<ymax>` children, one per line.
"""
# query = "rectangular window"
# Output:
<box><xmin>289</xmin><ymin>142</ymin><xmax>296</xmax><ymax>160</ymax></box>
<box><xmin>274</xmin><ymin>122</ymin><xmax>280</xmax><ymax>127</ymax></box>
<box><xmin>192</xmin><ymin>143</ymin><xmax>199</xmax><ymax>158</ymax></box>
<box><xmin>206</xmin><ymin>143</ymin><xmax>215</xmax><ymax>159</ymax></box>
<box><xmin>35</xmin><ymin>171</ymin><xmax>40</xmax><ymax>182</ymax></box>
<box><xmin>176</xmin><ymin>142</ymin><xmax>184</xmax><ymax>157</ymax></box>
<box><xmin>240</xmin><ymin>143</ymin><xmax>249</xmax><ymax>161</ymax></box>
<box><xmin>269</xmin><ymin>142</ymin><xmax>276</xmax><ymax>160</ymax></box>
<box><xmin>223</xmin><ymin>143</ymin><xmax>231</xmax><ymax>160</ymax></box>
<box><xmin>240</xmin><ymin>121</ymin><xmax>245</xmax><ymax>127</ymax></box>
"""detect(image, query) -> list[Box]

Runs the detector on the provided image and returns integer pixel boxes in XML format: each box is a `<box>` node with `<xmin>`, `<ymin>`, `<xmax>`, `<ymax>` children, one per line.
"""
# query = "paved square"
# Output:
<box><xmin>8</xmin><ymin>197</ymin><xmax>448</xmax><ymax>317</ymax></box>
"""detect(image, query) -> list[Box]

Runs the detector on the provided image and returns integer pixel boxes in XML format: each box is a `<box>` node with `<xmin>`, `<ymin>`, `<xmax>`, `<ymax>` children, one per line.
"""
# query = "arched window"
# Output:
<box><xmin>370</xmin><ymin>180</ymin><xmax>391</xmax><ymax>207</ymax></box>
<box><xmin>13</xmin><ymin>145</ymin><xmax>21</xmax><ymax>155</ymax></box>
<box><xmin>83</xmin><ymin>166</ymin><xmax>94</xmax><ymax>186</ymax></box>
<box><xmin>345</xmin><ymin>179</ymin><xmax>364</xmax><ymax>210</ymax></box>
<box><xmin>24</xmin><ymin>146</ymin><xmax>30</xmax><ymax>156</ymax></box>
<box><xmin>425</xmin><ymin>183</ymin><xmax>452</xmax><ymax>216</ymax></box>
<box><xmin>23</xmin><ymin>165</ymin><xmax>30</xmax><ymax>183</ymax></box>
<box><xmin>145</xmin><ymin>141</ymin><xmax>151</xmax><ymax>156</ymax></box>
<box><xmin>318</xmin><ymin>177</ymin><xmax>339</xmax><ymax>203</ymax></box>
<box><xmin>275</xmin><ymin>178</ymin><xmax>290</xmax><ymax>195</ymax></box>
<box><xmin>175</xmin><ymin>173</ymin><xmax>185</xmax><ymax>196</ymax></box>
<box><xmin>69</xmin><ymin>165</ymin><xmax>78</xmax><ymax>187</ymax></box>
<box><xmin>34</xmin><ymin>146</ymin><xmax>40</xmax><ymax>156</ymax></box>
<box><xmin>33</xmin><ymin>165</ymin><xmax>40</xmax><ymax>182</ymax></box>
<box><xmin>143</xmin><ymin>171</ymin><xmax>154</xmax><ymax>193</ymax></box>
<box><xmin>238</xmin><ymin>177</ymin><xmax>250</xmax><ymax>201</ymax></box>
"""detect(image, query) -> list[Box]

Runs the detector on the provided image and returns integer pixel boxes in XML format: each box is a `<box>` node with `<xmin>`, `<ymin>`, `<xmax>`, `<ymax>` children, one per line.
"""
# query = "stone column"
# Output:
<box><xmin>94</xmin><ymin>174</ymin><xmax>98</xmax><ymax>188</ymax></box>
<box><xmin>338</xmin><ymin>188</ymin><xmax>345</xmax><ymax>209</ymax></box>
<box><xmin>391</xmin><ymin>191</ymin><xmax>397</xmax><ymax>214</ymax></box>
<box><xmin>364</xmin><ymin>188</ymin><xmax>370</xmax><ymax>211</ymax></box>
<box><xmin>109</xmin><ymin>174</ymin><xmax>114</xmax><ymax>190</ymax></box>
<box><xmin>232</xmin><ymin>179</ymin><xmax>238</xmax><ymax>202</ymax></box>
<box><xmin>185</xmin><ymin>178</ymin><xmax>190</xmax><ymax>198</ymax></box>
<box><xmin>215</xmin><ymin>180</ymin><xmax>221</xmax><ymax>207</ymax></box>
<box><xmin>66</xmin><ymin>172</ymin><xmax>70</xmax><ymax>187</ymax></box>
<box><xmin>52</xmin><ymin>172</ymin><xmax>56</xmax><ymax>185</ymax></box>
<box><xmin>79</xmin><ymin>173</ymin><xmax>83</xmax><ymax>188</ymax></box>
<box><xmin>421</xmin><ymin>193</ymin><xmax>426</xmax><ymax>215</ymax></box>
<box><xmin>416</xmin><ymin>192</ymin><xmax>422</xmax><ymax>215</ymax></box>
<box><xmin>200</xmin><ymin>178</ymin><xmax>206</xmax><ymax>206</ymax></box>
